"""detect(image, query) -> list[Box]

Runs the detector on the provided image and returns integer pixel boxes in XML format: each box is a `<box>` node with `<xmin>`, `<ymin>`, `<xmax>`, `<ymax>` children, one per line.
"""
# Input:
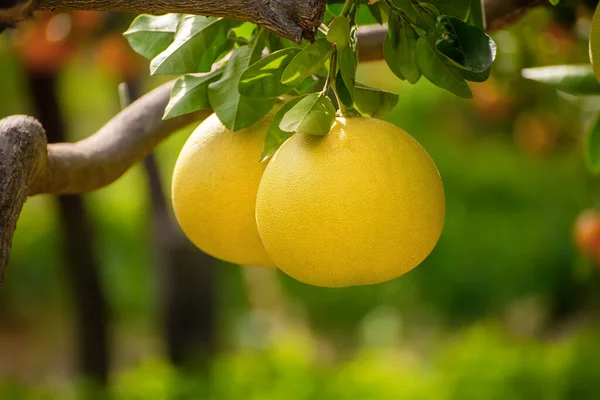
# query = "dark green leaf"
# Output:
<box><xmin>368</xmin><ymin>3</ymin><xmax>384</xmax><ymax>24</ymax></box>
<box><xmin>327</xmin><ymin>16</ymin><xmax>351</xmax><ymax>49</ymax></box>
<box><xmin>392</xmin><ymin>0</ymin><xmax>418</xmax><ymax>23</ymax></box>
<box><xmin>279</xmin><ymin>93</ymin><xmax>336</xmax><ymax>135</ymax></box>
<box><xmin>521</xmin><ymin>65</ymin><xmax>600</xmax><ymax>95</ymax></box>
<box><xmin>124</xmin><ymin>14</ymin><xmax>180</xmax><ymax>60</ymax></box>
<box><xmin>281</xmin><ymin>39</ymin><xmax>333</xmax><ymax>86</ymax></box>
<box><xmin>435</xmin><ymin>15</ymin><xmax>496</xmax><ymax>73</ymax></box>
<box><xmin>208</xmin><ymin>45</ymin><xmax>275</xmax><ymax>131</ymax></box>
<box><xmin>261</xmin><ymin>97</ymin><xmax>305</xmax><ymax>161</ymax></box>
<box><xmin>385</xmin><ymin>13</ymin><xmax>421</xmax><ymax>84</ymax></box>
<box><xmin>461</xmin><ymin>66</ymin><xmax>491</xmax><ymax>82</ymax></box>
<box><xmin>338</xmin><ymin>46</ymin><xmax>356</xmax><ymax>100</ymax></box>
<box><xmin>353</xmin><ymin>85</ymin><xmax>399</xmax><ymax>118</ymax></box>
<box><xmin>468</xmin><ymin>0</ymin><xmax>485</xmax><ymax>30</ymax></box>
<box><xmin>239</xmin><ymin>48</ymin><xmax>301</xmax><ymax>98</ymax></box>
<box><xmin>384</xmin><ymin>36</ymin><xmax>405</xmax><ymax>81</ymax></box>
<box><xmin>151</xmin><ymin>16</ymin><xmax>238</xmax><ymax>75</ymax></box>
<box><xmin>335</xmin><ymin>72</ymin><xmax>354</xmax><ymax>108</ymax></box>
<box><xmin>411</xmin><ymin>1</ymin><xmax>439</xmax><ymax>30</ymax></box>
<box><xmin>164</xmin><ymin>70</ymin><xmax>222</xmax><ymax>119</ymax></box>
<box><xmin>426</xmin><ymin>0</ymin><xmax>470</xmax><ymax>19</ymax></box>
<box><xmin>586</xmin><ymin>111</ymin><xmax>600</xmax><ymax>173</ymax></box>
<box><xmin>415</xmin><ymin>35</ymin><xmax>472</xmax><ymax>98</ymax></box>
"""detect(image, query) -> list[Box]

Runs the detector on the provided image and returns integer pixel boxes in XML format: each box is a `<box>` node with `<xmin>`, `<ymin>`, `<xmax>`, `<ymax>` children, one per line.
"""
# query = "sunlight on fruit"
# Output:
<box><xmin>256</xmin><ymin>117</ymin><xmax>445</xmax><ymax>287</ymax></box>
<box><xmin>172</xmin><ymin>113</ymin><xmax>276</xmax><ymax>267</ymax></box>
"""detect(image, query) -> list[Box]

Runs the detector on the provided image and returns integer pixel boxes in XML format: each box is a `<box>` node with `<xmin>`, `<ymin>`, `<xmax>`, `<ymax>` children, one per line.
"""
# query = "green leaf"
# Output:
<box><xmin>435</xmin><ymin>15</ymin><xmax>497</xmax><ymax>73</ymax></box>
<box><xmin>385</xmin><ymin>13</ymin><xmax>421</xmax><ymax>84</ymax></box>
<box><xmin>521</xmin><ymin>65</ymin><xmax>600</xmax><ymax>95</ymax></box>
<box><xmin>238</xmin><ymin>48</ymin><xmax>301</xmax><ymax>99</ymax></box>
<box><xmin>426</xmin><ymin>0</ymin><xmax>470</xmax><ymax>19</ymax></box>
<box><xmin>261</xmin><ymin>97</ymin><xmax>304</xmax><ymax>161</ymax></box>
<box><xmin>467</xmin><ymin>0</ymin><xmax>485</xmax><ymax>30</ymax></box>
<box><xmin>279</xmin><ymin>92</ymin><xmax>336</xmax><ymax>135</ymax></box>
<box><xmin>208</xmin><ymin>45</ymin><xmax>275</xmax><ymax>131</ymax></box>
<box><xmin>281</xmin><ymin>39</ymin><xmax>333</xmax><ymax>86</ymax></box>
<box><xmin>228</xmin><ymin>22</ymin><xmax>256</xmax><ymax>43</ymax></box>
<box><xmin>586</xmin><ymin>111</ymin><xmax>600</xmax><ymax>173</ymax></box>
<box><xmin>335</xmin><ymin>72</ymin><xmax>354</xmax><ymax>108</ymax></box>
<box><xmin>411</xmin><ymin>1</ymin><xmax>439</xmax><ymax>30</ymax></box>
<box><xmin>150</xmin><ymin>16</ymin><xmax>237</xmax><ymax>75</ymax></box>
<box><xmin>353</xmin><ymin>85</ymin><xmax>399</xmax><ymax>118</ymax></box>
<box><xmin>391</xmin><ymin>0</ymin><xmax>418</xmax><ymax>23</ymax></box>
<box><xmin>164</xmin><ymin>70</ymin><xmax>222</xmax><ymax>119</ymax></box>
<box><xmin>338</xmin><ymin>46</ymin><xmax>356</xmax><ymax>100</ymax></box>
<box><xmin>124</xmin><ymin>14</ymin><xmax>181</xmax><ymax>60</ymax></box>
<box><xmin>461</xmin><ymin>66</ymin><xmax>491</xmax><ymax>82</ymax></box>
<box><xmin>384</xmin><ymin>35</ymin><xmax>406</xmax><ymax>80</ymax></box>
<box><xmin>368</xmin><ymin>3</ymin><xmax>384</xmax><ymax>24</ymax></box>
<box><xmin>327</xmin><ymin>16</ymin><xmax>351</xmax><ymax>49</ymax></box>
<box><xmin>415</xmin><ymin>35</ymin><xmax>472</xmax><ymax>98</ymax></box>
<box><xmin>294</xmin><ymin>76</ymin><xmax>320</xmax><ymax>94</ymax></box>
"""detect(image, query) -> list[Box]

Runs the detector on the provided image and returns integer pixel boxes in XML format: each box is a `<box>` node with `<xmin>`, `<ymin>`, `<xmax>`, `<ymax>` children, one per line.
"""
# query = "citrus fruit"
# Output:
<box><xmin>590</xmin><ymin>3</ymin><xmax>600</xmax><ymax>82</ymax></box>
<box><xmin>255</xmin><ymin>117</ymin><xmax>445</xmax><ymax>287</ymax></box>
<box><xmin>172</xmin><ymin>112</ymin><xmax>274</xmax><ymax>267</ymax></box>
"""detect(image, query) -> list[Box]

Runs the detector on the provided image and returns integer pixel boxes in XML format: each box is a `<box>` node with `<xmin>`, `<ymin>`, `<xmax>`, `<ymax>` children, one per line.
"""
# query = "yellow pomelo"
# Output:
<box><xmin>590</xmin><ymin>3</ymin><xmax>600</xmax><ymax>82</ymax></box>
<box><xmin>255</xmin><ymin>117</ymin><xmax>445</xmax><ymax>287</ymax></box>
<box><xmin>172</xmin><ymin>113</ymin><xmax>274</xmax><ymax>267</ymax></box>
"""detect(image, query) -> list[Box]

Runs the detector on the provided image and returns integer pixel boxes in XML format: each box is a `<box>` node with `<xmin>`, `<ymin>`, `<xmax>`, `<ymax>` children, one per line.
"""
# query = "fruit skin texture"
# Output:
<box><xmin>172</xmin><ymin>113</ymin><xmax>274</xmax><ymax>267</ymax></box>
<box><xmin>590</xmin><ymin>4</ymin><xmax>600</xmax><ymax>83</ymax></box>
<box><xmin>256</xmin><ymin>117</ymin><xmax>445</xmax><ymax>287</ymax></box>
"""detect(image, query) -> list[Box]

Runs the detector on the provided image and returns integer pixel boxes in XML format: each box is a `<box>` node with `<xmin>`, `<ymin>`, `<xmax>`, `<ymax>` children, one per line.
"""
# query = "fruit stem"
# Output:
<box><xmin>322</xmin><ymin>47</ymin><xmax>350</xmax><ymax>116</ymax></box>
<box><xmin>341</xmin><ymin>0</ymin><xmax>355</xmax><ymax>17</ymax></box>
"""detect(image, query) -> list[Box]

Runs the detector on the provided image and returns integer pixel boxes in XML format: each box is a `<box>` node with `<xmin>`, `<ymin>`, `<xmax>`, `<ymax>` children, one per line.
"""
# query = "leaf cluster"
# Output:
<box><xmin>124</xmin><ymin>0</ymin><xmax>497</xmax><ymax>158</ymax></box>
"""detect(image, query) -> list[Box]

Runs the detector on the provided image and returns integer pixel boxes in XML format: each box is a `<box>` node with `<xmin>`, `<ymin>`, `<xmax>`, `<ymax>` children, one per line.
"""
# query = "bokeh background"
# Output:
<box><xmin>2</xmin><ymin>2</ymin><xmax>600</xmax><ymax>399</ymax></box>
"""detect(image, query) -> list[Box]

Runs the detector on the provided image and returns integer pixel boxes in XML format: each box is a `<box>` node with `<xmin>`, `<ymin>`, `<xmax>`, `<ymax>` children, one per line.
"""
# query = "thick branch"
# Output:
<box><xmin>0</xmin><ymin>116</ymin><xmax>46</xmax><ymax>282</ymax></box>
<box><xmin>0</xmin><ymin>81</ymin><xmax>208</xmax><ymax>280</ymax></box>
<box><xmin>29</xmin><ymin>81</ymin><xmax>210</xmax><ymax>195</ymax></box>
<box><xmin>35</xmin><ymin>0</ymin><xmax>327</xmax><ymax>43</ymax></box>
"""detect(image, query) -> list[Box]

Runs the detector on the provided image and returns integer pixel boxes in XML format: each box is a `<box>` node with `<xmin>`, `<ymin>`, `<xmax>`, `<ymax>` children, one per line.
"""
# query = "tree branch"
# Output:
<box><xmin>0</xmin><ymin>116</ymin><xmax>46</xmax><ymax>283</ymax></box>
<box><xmin>34</xmin><ymin>0</ymin><xmax>327</xmax><ymax>43</ymax></box>
<box><xmin>29</xmin><ymin>82</ymin><xmax>210</xmax><ymax>195</ymax></box>
<box><xmin>0</xmin><ymin>81</ymin><xmax>209</xmax><ymax>281</ymax></box>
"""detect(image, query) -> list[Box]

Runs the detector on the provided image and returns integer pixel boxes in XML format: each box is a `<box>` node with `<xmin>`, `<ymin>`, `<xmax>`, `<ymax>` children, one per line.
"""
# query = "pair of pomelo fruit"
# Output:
<box><xmin>171</xmin><ymin>110</ymin><xmax>445</xmax><ymax>287</ymax></box>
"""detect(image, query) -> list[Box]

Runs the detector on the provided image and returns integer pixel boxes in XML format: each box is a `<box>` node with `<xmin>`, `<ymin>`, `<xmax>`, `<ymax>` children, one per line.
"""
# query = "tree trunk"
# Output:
<box><xmin>25</xmin><ymin>71</ymin><xmax>110</xmax><ymax>386</ymax></box>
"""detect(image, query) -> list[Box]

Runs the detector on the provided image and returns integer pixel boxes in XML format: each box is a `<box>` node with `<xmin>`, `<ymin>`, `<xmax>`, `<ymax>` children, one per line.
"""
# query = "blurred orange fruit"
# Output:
<box><xmin>13</xmin><ymin>12</ymin><xmax>75</xmax><ymax>74</ymax></box>
<box><xmin>574</xmin><ymin>209</ymin><xmax>600</xmax><ymax>263</ymax></box>
<box><xmin>95</xmin><ymin>33</ymin><xmax>145</xmax><ymax>80</ymax></box>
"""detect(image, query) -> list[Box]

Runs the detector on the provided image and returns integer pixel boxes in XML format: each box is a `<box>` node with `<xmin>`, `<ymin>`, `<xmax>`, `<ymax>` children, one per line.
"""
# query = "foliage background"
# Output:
<box><xmin>1</xmin><ymin>4</ymin><xmax>600</xmax><ymax>399</ymax></box>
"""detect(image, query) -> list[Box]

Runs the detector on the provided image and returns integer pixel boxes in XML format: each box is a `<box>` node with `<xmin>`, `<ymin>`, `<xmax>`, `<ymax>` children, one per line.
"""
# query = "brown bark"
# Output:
<box><xmin>28</xmin><ymin>81</ymin><xmax>210</xmax><ymax>196</ymax></box>
<box><xmin>0</xmin><ymin>116</ymin><xmax>46</xmax><ymax>283</ymax></box>
<box><xmin>36</xmin><ymin>0</ymin><xmax>328</xmax><ymax>43</ymax></box>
